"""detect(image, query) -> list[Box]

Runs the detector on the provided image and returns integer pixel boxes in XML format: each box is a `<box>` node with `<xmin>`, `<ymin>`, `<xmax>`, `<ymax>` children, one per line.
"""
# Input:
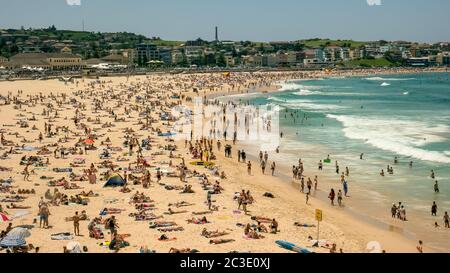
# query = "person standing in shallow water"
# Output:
<box><xmin>431</xmin><ymin>202</ymin><xmax>438</xmax><ymax>216</ymax></box>
<box><xmin>434</xmin><ymin>181</ymin><xmax>439</xmax><ymax>193</ymax></box>
<box><xmin>444</xmin><ymin>212</ymin><xmax>450</xmax><ymax>228</ymax></box>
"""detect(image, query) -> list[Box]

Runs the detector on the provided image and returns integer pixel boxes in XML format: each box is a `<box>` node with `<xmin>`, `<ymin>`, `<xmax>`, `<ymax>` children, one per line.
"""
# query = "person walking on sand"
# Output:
<box><xmin>329</xmin><ymin>189</ymin><xmax>336</xmax><ymax>206</ymax></box>
<box><xmin>260</xmin><ymin>160</ymin><xmax>266</xmax><ymax>174</ymax></box>
<box><xmin>307</xmin><ymin>177</ymin><xmax>312</xmax><ymax>194</ymax></box>
<box><xmin>73</xmin><ymin>211</ymin><xmax>80</xmax><ymax>236</ymax></box>
<box><xmin>444</xmin><ymin>212</ymin><xmax>450</xmax><ymax>228</ymax></box>
<box><xmin>207</xmin><ymin>191</ymin><xmax>212</xmax><ymax>211</ymax></box>
<box><xmin>40</xmin><ymin>205</ymin><xmax>50</xmax><ymax>229</ymax></box>
<box><xmin>23</xmin><ymin>163</ymin><xmax>31</xmax><ymax>181</ymax></box>
<box><xmin>314</xmin><ymin>176</ymin><xmax>318</xmax><ymax>191</ymax></box>
<box><xmin>106</xmin><ymin>216</ymin><xmax>119</xmax><ymax>240</ymax></box>
<box><xmin>343</xmin><ymin>180</ymin><xmax>349</xmax><ymax>197</ymax></box>
<box><xmin>416</xmin><ymin>240</ymin><xmax>424</xmax><ymax>253</ymax></box>
<box><xmin>337</xmin><ymin>190</ymin><xmax>343</xmax><ymax>207</ymax></box>
<box><xmin>247</xmin><ymin>161</ymin><xmax>252</xmax><ymax>175</ymax></box>
<box><xmin>271</xmin><ymin>162</ymin><xmax>276</xmax><ymax>176</ymax></box>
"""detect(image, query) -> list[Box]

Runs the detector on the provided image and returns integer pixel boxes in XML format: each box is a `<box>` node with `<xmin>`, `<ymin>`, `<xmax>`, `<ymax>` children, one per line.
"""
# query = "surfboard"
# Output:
<box><xmin>275</xmin><ymin>240</ymin><xmax>312</xmax><ymax>253</ymax></box>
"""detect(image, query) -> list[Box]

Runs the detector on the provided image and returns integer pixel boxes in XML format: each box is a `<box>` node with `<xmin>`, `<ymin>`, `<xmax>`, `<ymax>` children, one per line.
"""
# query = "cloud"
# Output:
<box><xmin>366</xmin><ymin>0</ymin><xmax>382</xmax><ymax>6</ymax></box>
<box><xmin>66</xmin><ymin>0</ymin><xmax>81</xmax><ymax>6</ymax></box>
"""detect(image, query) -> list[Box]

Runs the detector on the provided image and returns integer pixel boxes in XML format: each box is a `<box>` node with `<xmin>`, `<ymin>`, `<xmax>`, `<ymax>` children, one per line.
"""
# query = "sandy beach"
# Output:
<box><xmin>0</xmin><ymin>68</ymin><xmax>446</xmax><ymax>253</ymax></box>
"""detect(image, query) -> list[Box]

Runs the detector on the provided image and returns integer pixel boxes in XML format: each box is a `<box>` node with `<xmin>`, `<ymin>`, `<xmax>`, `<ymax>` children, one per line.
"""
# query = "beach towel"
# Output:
<box><xmin>53</xmin><ymin>168</ymin><xmax>73</xmax><ymax>173</ymax></box>
<box><xmin>51</xmin><ymin>233</ymin><xmax>74</xmax><ymax>240</ymax></box>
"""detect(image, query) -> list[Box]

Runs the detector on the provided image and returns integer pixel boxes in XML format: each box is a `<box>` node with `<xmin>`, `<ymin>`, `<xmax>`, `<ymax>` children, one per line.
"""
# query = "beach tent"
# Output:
<box><xmin>0</xmin><ymin>212</ymin><xmax>9</xmax><ymax>222</ymax></box>
<box><xmin>103</xmin><ymin>174</ymin><xmax>125</xmax><ymax>187</ymax></box>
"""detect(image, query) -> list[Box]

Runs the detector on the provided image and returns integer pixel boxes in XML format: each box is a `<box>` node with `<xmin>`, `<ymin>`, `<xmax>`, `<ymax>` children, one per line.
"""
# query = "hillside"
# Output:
<box><xmin>298</xmin><ymin>38</ymin><xmax>369</xmax><ymax>48</ymax></box>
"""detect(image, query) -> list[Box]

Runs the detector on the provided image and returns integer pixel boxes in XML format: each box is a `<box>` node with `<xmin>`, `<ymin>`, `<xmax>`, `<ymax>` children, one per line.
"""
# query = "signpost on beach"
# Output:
<box><xmin>315</xmin><ymin>209</ymin><xmax>322</xmax><ymax>242</ymax></box>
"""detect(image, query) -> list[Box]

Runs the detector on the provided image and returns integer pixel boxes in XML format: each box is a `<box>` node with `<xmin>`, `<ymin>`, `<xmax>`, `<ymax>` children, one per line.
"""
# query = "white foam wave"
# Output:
<box><xmin>381</xmin><ymin>82</ymin><xmax>391</xmax><ymax>86</ymax></box>
<box><xmin>279</xmin><ymin>82</ymin><xmax>325</xmax><ymax>91</ymax></box>
<box><xmin>268</xmin><ymin>97</ymin><xmax>346</xmax><ymax>111</ymax></box>
<box><xmin>293</xmin><ymin>89</ymin><xmax>322</xmax><ymax>96</ymax></box>
<box><xmin>327</xmin><ymin>114</ymin><xmax>450</xmax><ymax>164</ymax></box>
<box><xmin>365</xmin><ymin>77</ymin><xmax>415</xmax><ymax>81</ymax></box>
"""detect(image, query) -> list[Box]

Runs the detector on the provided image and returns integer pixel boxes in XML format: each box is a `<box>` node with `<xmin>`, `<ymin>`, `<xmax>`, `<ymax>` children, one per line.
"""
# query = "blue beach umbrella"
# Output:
<box><xmin>0</xmin><ymin>235</ymin><xmax>27</xmax><ymax>248</ymax></box>
<box><xmin>7</xmin><ymin>227</ymin><xmax>31</xmax><ymax>238</ymax></box>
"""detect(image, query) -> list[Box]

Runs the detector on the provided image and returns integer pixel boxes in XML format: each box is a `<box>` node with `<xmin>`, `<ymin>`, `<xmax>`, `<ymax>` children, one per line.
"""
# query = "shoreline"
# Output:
<box><xmin>209</xmin><ymin>70</ymin><xmax>449</xmax><ymax>253</ymax></box>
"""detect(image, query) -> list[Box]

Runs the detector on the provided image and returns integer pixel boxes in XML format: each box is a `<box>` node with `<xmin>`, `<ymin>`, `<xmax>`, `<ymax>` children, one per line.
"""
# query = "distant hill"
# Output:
<box><xmin>297</xmin><ymin>38</ymin><xmax>369</xmax><ymax>48</ymax></box>
<box><xmin>0</xmin><ymin>27</ymin><xmax>184</xmax><ymax>58</ymax></box>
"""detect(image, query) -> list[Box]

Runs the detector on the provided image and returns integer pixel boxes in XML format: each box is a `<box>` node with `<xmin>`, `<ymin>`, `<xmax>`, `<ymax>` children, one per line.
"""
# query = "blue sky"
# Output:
<box><xmin>1</xmin><ymin>0</ymin><xmax>449</xmax><ymax>42</ymax></box>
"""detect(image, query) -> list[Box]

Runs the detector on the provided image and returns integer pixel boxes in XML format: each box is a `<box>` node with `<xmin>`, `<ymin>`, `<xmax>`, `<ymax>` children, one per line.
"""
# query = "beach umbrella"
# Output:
<box><xmin>6</xmin><ymin>227</ymin><xmax>31</xmax><ymax>239</ymax></box>
<box><xmin>0</xmin><ymin>212</ymin><xmax>9</xmax><ymax>222</ymax></box>
<box><xmin>0</xmin><ymin>235</ymin><xmax>27</xmax><ymax>248</ymax></box>
<box><xmin>84</xmin><ymin>139</ymin><xmax>95</xmax><ymax>145</ymax></box>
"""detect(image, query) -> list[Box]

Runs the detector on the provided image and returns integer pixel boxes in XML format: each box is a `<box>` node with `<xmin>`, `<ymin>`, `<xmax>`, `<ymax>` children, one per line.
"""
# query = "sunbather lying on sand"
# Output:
<box><xmin>209</xmin><ymin>239</ymin><xmax>235</xmax><ymax>245</ymax></box>
<box><xmin>6</xmin><ymin>203</ymin><xmax>31</xmax><ymax>209</ymax></box>
<box><xmin>167</xmin><ymin>202</ymin><xmax>191</xmax><ymax>209</ymax></box>
<box><xmin>100</xmin><ymin>208</ymin><xmax>124</xmax><ymax>215</ymax></box>
<box><xmin>201</xmin><ymin>228</ymin><xmax>229</xmax><ymax>238</ymax></box>
<box><xmin>149</xmin><ymin>221</ymin><xmax>177</xmax><ymax>229</ymax></box>
<box><xmin>187</xmin><ymin>216</ymin><xmax>209</xmax><ymax>225</ymax></box>
<box><xmin>294</xmin><ymin>222</ymin><xmax>316</xmax><ymax>228</ymax></box>
<box><xmin>169</xmin><ymin>248</ymin><xmax>199</xmax><ymax>253</ymax></box>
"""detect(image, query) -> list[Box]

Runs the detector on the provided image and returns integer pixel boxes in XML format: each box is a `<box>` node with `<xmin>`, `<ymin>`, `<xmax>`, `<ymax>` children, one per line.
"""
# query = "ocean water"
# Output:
<box><xmin>225</xmin><ymin>72</ymin><xmax>450</xmax><ymax>251</ymax></box>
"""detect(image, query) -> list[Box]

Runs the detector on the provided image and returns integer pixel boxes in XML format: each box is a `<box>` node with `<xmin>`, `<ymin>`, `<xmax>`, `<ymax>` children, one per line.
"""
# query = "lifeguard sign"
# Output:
<box><xmin>315</xmin><ymin>209</ymin><xmax>323</xmax><ymax>242</ymax></box>
<box><xmin>315</xmin><ymin>209</ymin><xmax>323</xmax><ymax>222</ymax></box>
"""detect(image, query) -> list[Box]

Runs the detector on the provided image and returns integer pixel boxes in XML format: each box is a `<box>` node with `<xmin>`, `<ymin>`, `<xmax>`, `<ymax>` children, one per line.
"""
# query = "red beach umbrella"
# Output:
<box><xmin>0</xmin><ymin>212</ymin><xmax>9</xmax><ymax>222</ymax></box>
<box><xmin>84</xmin><ymin>139</ymin><xmax>95</xmax><ymax>145</ymax></box>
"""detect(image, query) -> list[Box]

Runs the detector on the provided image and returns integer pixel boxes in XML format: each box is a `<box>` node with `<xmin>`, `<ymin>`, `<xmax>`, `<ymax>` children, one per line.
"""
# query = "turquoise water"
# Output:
<box><xmin>232</xmin><ymin>73</ymin><xmax>450</xmax><ymax>250</ymax></box>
